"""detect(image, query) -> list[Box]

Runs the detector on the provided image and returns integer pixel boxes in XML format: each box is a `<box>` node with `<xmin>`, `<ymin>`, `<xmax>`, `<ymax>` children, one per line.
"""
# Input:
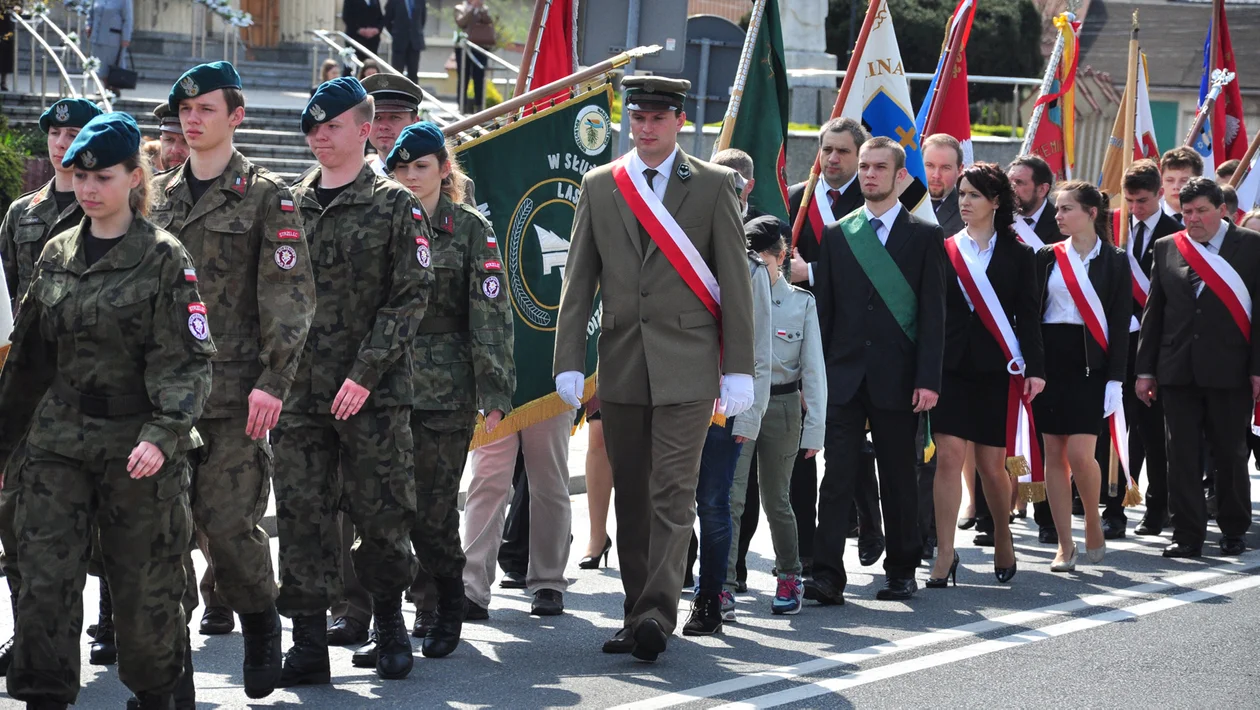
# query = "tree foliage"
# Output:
<box><xmin>825</xmin><ymin>0</ymin><xmax>1044</xmax><ymax>105</ymax></box>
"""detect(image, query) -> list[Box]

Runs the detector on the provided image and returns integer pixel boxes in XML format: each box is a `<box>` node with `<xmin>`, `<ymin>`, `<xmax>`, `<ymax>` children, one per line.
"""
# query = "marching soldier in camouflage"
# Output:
<box><xmin>346</xmin><ymin>122</ymin><xmax>514</xmax><ymax>669</ymax></box>
<box><xmin>0</xmin><ymin>96</ymin><xmax>103</xmax><ymax>676</ymax></box>
<box><xmin>0</xmin><ymin>113</ymin><xmax>214</xmax><ymax>709</ymax></box>
<box><xmin>274</xmin><ymin>77</ymin><xmax>433</xmax><ymax>685</ymax></box>
<box><xmin>150</xmin><ymin>61</ymin><xmax>316</xmax><ymax>701</ymax></box>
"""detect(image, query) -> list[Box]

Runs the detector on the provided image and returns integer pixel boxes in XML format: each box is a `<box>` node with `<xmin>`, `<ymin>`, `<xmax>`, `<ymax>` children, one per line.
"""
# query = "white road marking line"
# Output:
<box><xmin>612</xmin><ymin>554</ymin><xmax>1260</xmax><ymax>710</ymax></box>
<box><xmin>713</xmin><ymin>572</ymin><xmax>1260</xmax><ymax>709</ymax></box>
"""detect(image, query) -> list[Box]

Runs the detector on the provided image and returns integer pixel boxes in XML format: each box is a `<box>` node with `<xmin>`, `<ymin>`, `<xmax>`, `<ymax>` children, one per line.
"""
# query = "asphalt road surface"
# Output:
<box><xmin>1</xmin><ymin>452</ymin><xmax>1258</xmax><ymax>709</ymax></box>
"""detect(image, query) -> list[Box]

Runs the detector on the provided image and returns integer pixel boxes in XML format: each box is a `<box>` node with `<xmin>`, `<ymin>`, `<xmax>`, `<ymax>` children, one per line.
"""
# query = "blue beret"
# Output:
<box><xmin>38</xmin><ymin>98</ymin><xmax>104</xmax><ymax>132</ymax></box>
<box><xmin>303</xmin><ymin>77</ymin><xmax>367</xmax><ymax>134</ymax></box>
<box><xmin>169</xmin><ymin>61</ymin><xmax>242</xmax><ymax>110</ymax></box>
<box><xmin>62</xmin><ymin>112</ymin><xmax>141</xmax><ymax>170</ymax></box>
<box><xmin>386</xmin><ymin>122</ymin><xmax>447</xmax><ymax>171</ymax></box>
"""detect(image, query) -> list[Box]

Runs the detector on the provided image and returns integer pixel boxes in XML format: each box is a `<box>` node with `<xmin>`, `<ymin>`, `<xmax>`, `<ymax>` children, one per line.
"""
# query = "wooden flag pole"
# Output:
<box><xmin>515</xmin><ymin>0</ymin><xmax>552</xmax><ymax>97</ymax></box>
<box><xmin>921</xmin><ymin>1</ymin><xmax>970</xmax><ymax>139</ymax></box>
<box><xmin>1227</xmin><ymin>132</ymin><xmax>1260</xmax><ymax>189</ymax></box>
<box><xmin>713</xmin><ymin>0</ymin><xmax>769</xmax><ymax>156</ymax></box>
<box><xmin>789</xmin><ymin>0</ymin><xmax>880</xmax><ymax>250</ymax></box>
<box><xmin>1111</xmin><ymin>10</ymin><xmax>1139</xmax><ymax>500</ymax></box>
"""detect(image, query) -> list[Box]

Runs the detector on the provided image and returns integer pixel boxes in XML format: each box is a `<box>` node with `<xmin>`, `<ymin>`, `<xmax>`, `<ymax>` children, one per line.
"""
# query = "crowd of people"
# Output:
<box><xmin>0</xmin><ymin>62</ymin><xmax>1257</xmax><ymax>709</ymax></box>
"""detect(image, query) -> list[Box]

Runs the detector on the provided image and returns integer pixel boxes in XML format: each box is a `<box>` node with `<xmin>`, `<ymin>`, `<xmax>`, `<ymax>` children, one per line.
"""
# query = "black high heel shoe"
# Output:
<box><xmin>578</xmin><ymin>537</ymin><xmax>612</xmax><ymax>570</ymax></box>
<box><xmin>926</xmin><ymin>551</ymin><xmax>959</xmax><ymax>588</ymax></box>
<box><xmin>995</xmin><ymin>531</ymin><xmax>1017</xmax><ymax>583</ymax></box>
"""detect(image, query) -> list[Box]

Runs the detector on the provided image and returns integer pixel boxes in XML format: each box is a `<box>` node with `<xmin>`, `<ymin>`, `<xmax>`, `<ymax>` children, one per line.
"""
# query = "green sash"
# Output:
<box><xmin>839</xmin><ymin>210</ymin><xmax>917</xmax><ymax>343</ymax></box>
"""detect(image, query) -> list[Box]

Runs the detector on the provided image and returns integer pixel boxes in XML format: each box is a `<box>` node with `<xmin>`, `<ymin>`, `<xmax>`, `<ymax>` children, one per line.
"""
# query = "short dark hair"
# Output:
<box><xmin>1222</xmin><ymin>185</ymin><xmax>1239</xmax><ymax>214</ymax></box>
<box><xmin>922</xmin><ymin>133</ymin><xmax>963</xmax><ymax>168</ymax></box>
<box><xmin>957</xmin><ymin>162</ymin><xmax>1016</xmax><ymax>236</ymax></box>
<box><xmin>1216</xmin><ymin>158</ymin><xmax>1240</xmax><ymax>180</ymax></box>
<box><xmin>1122</xmin><ymin>159</ymin><xmax>1161</xmax><ymax>195</ymax></box>
<box><xmin>221</xmin><ymin>87</ymin><xmax>246</xmax><ymax>114</ymax></box>
<box><xmin>1161</xmin><ymin>147</ymin><xmax>1203</xmax><ymax>176</ymax></box>
<box><xmin>861</xmin><ymin>136</ymin><xmax>906</xmax><ymax>172</ymax></box>
<box><xmin>1178</xmin><ymin>176</ymin><xmax>1223</xmax><ymax>208</ymax></box>
<box><xmin>712</xmin><ymin>148</ymin><xmax>754</xmax><ymax>180</ymax></box>
<box><xmin>1008</xmin><ymin>154</ymin><xmax>1053</xmax><ymax>188</ymax></box>
<box><xmin>819</xmin><ymin>117</ymin><xmax>868</xmax><ymax>149</ymax></box>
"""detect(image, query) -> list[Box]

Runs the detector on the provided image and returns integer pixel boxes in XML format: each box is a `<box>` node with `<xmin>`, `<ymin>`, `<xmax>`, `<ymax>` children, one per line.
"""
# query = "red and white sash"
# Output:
<box><xmin>1114</xmin><ymin>211</ymin><xmax>1152</xmax><ymax>312</ymax></box>
<box><xmin>1053</xmin><ymin>241</ymin><xmax>1130</xmax><ymax>474</ymax></box>
<box><xmin>1173</xmin><ymin>230</ymin><xmax>1260</xmax><ymax>430</ymax></box>
<box><xmin>612</xmin><ymin>155</ymin><xmax>721</xmax><ymax>322</ymax></box>
<box><xmin>806</xmin><ymin>182</ymin><xmax>835</xmax><ymax>245</ymax></box>
<box><xmin>1012</xmin><ymin>218</ymin><xmax>1046</xmax><ymax>250</ymax></box>
<box><xmin>944</xmin><ymin>233</ymin><xmax>1042</xmax><ymax>481</ymax></box>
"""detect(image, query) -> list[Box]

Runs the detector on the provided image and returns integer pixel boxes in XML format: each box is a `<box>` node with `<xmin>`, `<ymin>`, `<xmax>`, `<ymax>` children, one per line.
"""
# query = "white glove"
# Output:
<box><xmin>718</xmin><ymin>373</ymin><xmax>755</xmax><ymax>418</ymax></box>
<box><xmin>1103</xmin><ymin>380</ymin><xmax>1123</xmax><ymax>418</ymax></box>
<box><xmin>555</xmin><ymin>370</ymin><xmax>584</xmax><ymax>409</ymax></box>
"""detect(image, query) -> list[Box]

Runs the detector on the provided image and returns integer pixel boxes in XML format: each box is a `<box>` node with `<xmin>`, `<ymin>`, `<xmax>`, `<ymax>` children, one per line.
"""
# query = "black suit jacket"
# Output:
<box><xmin>933</xmin><ymin>188</ymin><xmax>965</xmax><ymax>237</ymax></box>
<box><xmin>788</xmin><ymin>180</ymin><xmax>863</xmax><ymax>287</ymax></box>
<box><xmin>383</xmin><ymin>0</ymin><xmax>426</xmax><ymax>51</ymax></box>
<box><xmin>815</xmin><ymin>207</ymin><xmax>947</xmax><ymax>411</ymax></box>
<box><xmin>343</xmin><ymin>0</ymin><xmax>384</xmax><ymax>35</ymax></box>
<box><xmin>1037</xmin><ymin>242</ymin><xmax>1132</xmax><ymax>382</ymax></box>
<box><xmin>1135</xmin><ymin>224</ymin><xmax>1260</xmax><ymax>388</ymax></box>
<box><xmin>1029</xmin><ymin>201</ymin><xmax>1063</xmax><ymax>245</ymax></box>
<box><xmin>944</xmin><ymin>233</ymin><xmax>1044</xmax><ymax>379</ymax></box>
<box><xmin>1127</xmin><ymin>211</ymin><xmax>1181</xmax><ymax>322</ymax></box>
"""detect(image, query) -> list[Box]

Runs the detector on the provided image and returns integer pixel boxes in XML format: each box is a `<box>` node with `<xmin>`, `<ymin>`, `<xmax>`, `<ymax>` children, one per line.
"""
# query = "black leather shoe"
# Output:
<box><xmin>682</xmin><ymin>593</ymin><xmax>723</xmax><ymax>636</ymax></box>
<box><xmin>858</xmin><ymin>539</ymin><xmax>885</xmax><ymax>566</ymax></box>
<box><xmin>603</xmin><ymin>627</ymin><xmax>634</xmax><ymax>653</ymax></box>
<box><xmin>351</xmin><ymin>629</ymin><xmax>378</xmax><ymax>668</ymax></box>
<box><xmin>372</xmin><ymin>597</ymin><xmax>414</xmax><ymax>680</ymax></box>
<box><xmin>424</xmin><ymin>576</ymin><xmax>466</xmax><ymax>658</ymax></box>
<box><xmin>240</xmin><ymin>607</ymin><xmax>282</xmax><ymax>699</ymax></box>
<box><xmin>1162</xmin><ymin>542</ymin><xmax>1203</xmax><ymax>559</ymax></box>
<box><xmin>499</xmin><ymin>571</ymin><xmax>527</xmax><ymax>589</ymax></box>
<box><xmin>1134</xmin><ymin>516</ymin><xmax>1164</xmax><ymax>536</ymax></box>
<box><xmin>89</xmin><ymin>580</ymin><xmax>117</xmax><ymax>666</ymax></box>
<box><xmin>412</xmin><ymin>609</ymin><xmax>436</xmax><ymax>638</ymax></box>
<box><xmin>875</xmin><ymin>578</ymin><xmax>918</xmax><ymax>601</ymax></box>
<box><xmin>199</xmin><ymin>605</ymin><xmax>235</xmax><ymax>635</ymax></box>
<box><xmin>800</xmin><ymin>557</ymin><xmax>814</xmax><ymax>576</ymax></box>
<box><xmin>1038</xmin><ymin>527</ymin><xmax>1058</xmax><ymax>545</ymax></box>
<box><xmin>278</xmin><ymin>615</ymin><xmax>331</xmax><ymax>687</ymax></box>
<box><xmin>531</xmin><ymin>589</ymin><xmax>564</xmax><ymax>616</ymax></box>
<box><xmin>973</xmin><ymin>532</ymin><xmax>994</xmax><ymax>547</ymax></box>
<box><xmin>631</xmin><ymin>618</ymin><xmax>668</xmax><ymax>662</ymax></box>
<box><xmin>0</xmin><ymin>635</ymin><xmax>12</xmax><ymax>676</ymax></box>
<box><xmin>803</xmin><ymin>578</ymin><xmax>844</xmax><ymax>606</ymax></box>
<box><xmin>1219</xmin><ymin>536</ymin><xmax>1246</xmax><ymax>556</ymax></box>
<box><xmin>127</xmin><ymin>691</ymin><xmax>175</xmax><ymax>709</ymax></box>
<box><xmin>956</xmin><ymin>516</ymin><xmax>976</xmax><ymax>530</ymax></box>
<box><xmin>326</xmin><ymin>615</ymin><xmax>368</xmax><ymax>646</ymax></box>
<box><xmin>1102</xmin><ymin>518</ymin><xmax>1127</xmax><ymax>540</ymax></box>
<box><xmin>463</xmin><ymin>596</ymin><xmax>489</xmax><ymax>621</ymax></box>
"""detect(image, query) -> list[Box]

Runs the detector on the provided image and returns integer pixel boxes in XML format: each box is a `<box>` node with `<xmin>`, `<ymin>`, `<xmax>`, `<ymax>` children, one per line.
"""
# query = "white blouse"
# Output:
<box><xmin>1043</xmin><ymin>237</ymin><xmax>1102</xmax><ymax>325</ymax></box>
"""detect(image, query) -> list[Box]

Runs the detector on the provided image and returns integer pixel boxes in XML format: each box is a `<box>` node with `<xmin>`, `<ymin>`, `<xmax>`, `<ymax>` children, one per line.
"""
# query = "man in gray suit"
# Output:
<box><xmin>554</xmin><ymin>77</ymin><xmax>756</xmax><ymax>663</ymax></box>
<box><xmin>383</xmin><ymin>0</ymin><xmax>426</xmax><ymax>83</ymax></box>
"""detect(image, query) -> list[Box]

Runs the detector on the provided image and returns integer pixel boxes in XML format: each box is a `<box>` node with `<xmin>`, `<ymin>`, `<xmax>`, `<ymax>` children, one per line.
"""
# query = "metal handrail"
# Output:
<box><xmin>9</xmin><ymin>12</ymin><xmax>89</xmax><ymax>111</ymax></box>
<box><xmin>460</xmin><ymin>38</ymin><xmax>519</xmax><ymax>76</ymax></box>
<box><xmin>27</xmin><ymin>11</ymin><xmax>114</xmax><ymax>110</ymax></box>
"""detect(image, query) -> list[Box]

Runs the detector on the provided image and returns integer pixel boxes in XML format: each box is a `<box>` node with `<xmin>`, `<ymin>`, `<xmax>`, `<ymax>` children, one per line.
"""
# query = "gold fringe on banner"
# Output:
<box><xmin>1123</xmin><ymin>477</ymin><xmax>1144</xmax><ymax>507</ymax></box>
<box><xmin>1019</xmin><ymin>481</ymin><xmax>1047</xmax><ymax>504</ymax></box>
<box><xmin>1005</xmin><ymin>455</ymin><xmax>1029</xmax><ymax>480</ymax></box>
<box><xmin>467</xmin><ymin>375</ymin><xmax>597</xmax><ymax>451</ymax></box>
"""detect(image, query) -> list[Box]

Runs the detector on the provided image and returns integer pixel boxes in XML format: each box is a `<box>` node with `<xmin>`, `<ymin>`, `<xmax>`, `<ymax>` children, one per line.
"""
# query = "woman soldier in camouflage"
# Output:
<box><xmin>350</xmin><ymin>121</ymin><xmax>514</xmax><ymax>667</ymax></box>
<box><xmin>0</xmin><ymin>113</ymin><xmax>214</xmax><ymax>710</ymax></box>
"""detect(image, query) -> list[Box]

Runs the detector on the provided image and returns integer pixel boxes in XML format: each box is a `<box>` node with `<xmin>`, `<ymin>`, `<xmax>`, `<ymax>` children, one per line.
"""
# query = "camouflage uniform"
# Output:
<box><xmin>0</xmin><ymin>218</ymin><xmax>214</xmax><ymax>704</ymax></box>
<box><xmin>406</xmin><ymin>194</ymin><xmax>515</xmax><ymax>610</ymax></box>
<box><xmin>273</xmin><ymin>163</ymin><xmax>432</xmax><ymax>617</ymax></box>
<box><xmin>0</xmin><ymin>180</ymin><xmax>83</xmax><ymax>592</ymax></box>
<box><xmin>150</xmin><ymin>149</ymin><xmax>316</xmax><ymax>616</ymax></box>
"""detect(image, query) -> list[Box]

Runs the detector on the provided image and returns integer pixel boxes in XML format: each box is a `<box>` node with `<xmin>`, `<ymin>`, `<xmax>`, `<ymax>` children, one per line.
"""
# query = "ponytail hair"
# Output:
<box><xmin>1055</xmin><ymin>180</ymin><xmax>1111</xmax><ymax>245</ymax></box>
<box><xmin>436</xmin><ymin>143</ymin><xmax>468</xmax><ymax>206</ymax></box>
<box><xmin>121</xmin><ymin>150</ymin><xmax>153</xmax><ymax>218</ymax></box>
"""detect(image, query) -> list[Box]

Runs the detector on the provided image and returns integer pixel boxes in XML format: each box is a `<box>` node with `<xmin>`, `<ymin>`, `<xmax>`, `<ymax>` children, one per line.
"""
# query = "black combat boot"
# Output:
<box><xmin>372</xmin><ymin>596</ymin><xmax>413</xmax><ymax>680</ymax></box>
<box><xmin>27</xmin><ymin>700</ymin><xmax>71</xmax><ymax>710</ymax></box>
<box><xmin>240</xmin><ymin>606</ymin><xmax>282</xmax><ymax>698</ymax></box>
<box><xmin>422</xmin><ymin>576</ymin><xmax>465</xmax><ymax>659</ymax></box>
<box><xmin>277</xmin><ymin>615</ymin><xmax>330</xmax><ymax>687</ymax></box>
<box><xmin>0</xmin><ymin>592</ymin><xmax>15</xmax><ymax>675</ymax></box>
<box><xmin>129</xmin><ymin>691</ymin><xmax>175</xmax><ymax>709</ymax></box>
<box><xmin>89</xmin><ymin>579</ymin><xmax>117</xmax><ymax>665</ymax></box>
<box><xmin>351</xmin><ymin>624</ymin><xmax>378</xmax><ymax>668</ymax></box>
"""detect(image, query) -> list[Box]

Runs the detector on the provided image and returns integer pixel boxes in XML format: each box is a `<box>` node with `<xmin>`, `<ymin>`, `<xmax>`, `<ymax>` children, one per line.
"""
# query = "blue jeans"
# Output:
<box><xmin>695</xmin><ymin>421</ymin><xmax>743</xmax><ymax>595</ymax></box>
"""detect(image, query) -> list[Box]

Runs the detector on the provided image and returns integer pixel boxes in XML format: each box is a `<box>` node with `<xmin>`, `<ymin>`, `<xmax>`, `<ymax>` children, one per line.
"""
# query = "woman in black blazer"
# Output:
<box><xmin>1034</xmin><ymin>180</ymin><xmax>1132</xmax><ymax>572</ymax></box>
<box><xmin>930</xmin><ymin>163</ymin><xmax>1044</xmax><ymax>587</ymax></box>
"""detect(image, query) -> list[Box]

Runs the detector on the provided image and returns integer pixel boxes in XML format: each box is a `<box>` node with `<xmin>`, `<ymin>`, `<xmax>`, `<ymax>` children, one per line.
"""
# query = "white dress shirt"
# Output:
<box><xmin>956</xmin><ymin>230</ymin><xmax>997</xmax><ymax>311</ymax></box>
<box><xmin>629</xmin><ymin>146</ymin><xmax>678</xmax><ymax>202</ymax></box>
<box><xmin>1128</xmin><ymin>210</ymin><xmax>1162</xmax><ymax>261</ymax></box>
<box><xmin>1022</xmin><ymin>198</ymin><xmax>1049</xmax><ymax>228</ymax></box>
<box><xmin>863</xmin><ymin>201</ymin><xmax>903</xmax><ymax>246</ymax></box>
<box><xmin>1044</xmin><ymin>237</ymin><xmax>1103</xmax><ymax>325</ymax></box>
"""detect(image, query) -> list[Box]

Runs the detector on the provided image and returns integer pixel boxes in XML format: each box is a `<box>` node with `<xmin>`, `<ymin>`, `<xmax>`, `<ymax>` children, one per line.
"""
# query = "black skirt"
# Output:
<box><xmin>1034</xmin><ymin>323</ymin><xmax>1107</xmax><ymax>436</ymax></box>
<box><xmin>933</xmin><ymin>369</ymin><xmax>1011</xmax><ymax>448</ymax></box>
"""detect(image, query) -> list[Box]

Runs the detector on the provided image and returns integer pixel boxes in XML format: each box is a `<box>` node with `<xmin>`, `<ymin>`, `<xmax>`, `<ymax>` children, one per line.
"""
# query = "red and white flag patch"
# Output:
<box><xmin>277</xmin><ymin>228</ymin><xmax>301</xmax><ymax>240</ymax></box>
<box><xmin>232</xmin><ymin>176</ymin><xmax>246</xmax><ymax>194</ymax></box>
<box><xmin>279</xmin><ymin>198</ymin><xmax>295</xmax><ymax>212</ymax></box>
<box><xmin>412</xmin><ymin>206</ymin><xmax>425</xmax><ymax>221</ymax></box>
<box><xmin>183</xmin><ymin>268</ymin><xmax>197</xmax><ymax>282</ymax></box>
<box><xmin>486</xmin><ymin>233</ymin><xmax>498</xmax><ymax>248</ymax></box>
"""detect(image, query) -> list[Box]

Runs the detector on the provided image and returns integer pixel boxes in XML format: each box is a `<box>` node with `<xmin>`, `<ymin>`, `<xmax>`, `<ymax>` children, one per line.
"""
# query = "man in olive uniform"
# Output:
<box><xmin>150</xmin><ymin>62</ymin><xmax>317</xmax><ymax>700</ymax></box>
<box><xmin>554</xmin><ymin>77</ymin><xmax>756</xmax><ymax>662</ymax></box>
<box><xmin>153</xmin><ymin>103</ymin><xmax>189</xmax><ymax>171</ymax></box>
<box><xmin>0</xmin><ymin>96</ymin><xmax>102</xmax><ymax>675</ymax></box>
<box><xmin>275</xmin><ymin>76</ymin><xmax>432</xmax><ymax>684</ymax></box>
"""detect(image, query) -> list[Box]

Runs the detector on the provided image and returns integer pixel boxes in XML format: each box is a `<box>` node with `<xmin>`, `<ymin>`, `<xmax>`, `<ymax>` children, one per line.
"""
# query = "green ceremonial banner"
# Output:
<box><xmin>728</xmin><ymin>0</ymin><xmax>791</xmax><ymax>221</ymax></box>
<box><xmin>458</xmin><ymin>85</ymin><xmax>611</xmax><ymax>447</ymax></box>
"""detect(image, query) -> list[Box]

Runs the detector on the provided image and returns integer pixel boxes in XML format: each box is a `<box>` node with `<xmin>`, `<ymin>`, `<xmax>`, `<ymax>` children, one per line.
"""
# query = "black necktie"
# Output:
<box><xmin>644</xmin><ymin>168</ymin><xmax>658</xmax><ymax>192</ymax></box>
<box><xmin>828</xmin><ymin>189</ymin><xmax>841</xmax><ymax>214</ymax></box>
<box><xmin>870</xmin><ymin>218</ymin><xmax>884</xmax><ymax>244</ymax></box>
<box><xmin>1132</xmin><ymin>221</ymin><xmax>1146</xmax><ymax>260</ymax></box>
<box><xmin>1174</xmin><ymin>213</ymin><xmax>1183</xmax><ymax>226</ymax></box>
<box><xmin>1024</xmin><ymin>217</ymin><xmax>1035</xmax><ymax>227</ymax></box>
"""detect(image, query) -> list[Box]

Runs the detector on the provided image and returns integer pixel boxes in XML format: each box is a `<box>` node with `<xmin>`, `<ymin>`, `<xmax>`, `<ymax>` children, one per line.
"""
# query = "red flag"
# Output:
<box><xmin>523</xmin><ymin>0</ymin><xmax>576</xmax><ymax>115</ymax></box>
<box><xmin>1208</xmin><ymin>3</ymin><xmax>1249</xmax><ymax>163</ymax></box>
